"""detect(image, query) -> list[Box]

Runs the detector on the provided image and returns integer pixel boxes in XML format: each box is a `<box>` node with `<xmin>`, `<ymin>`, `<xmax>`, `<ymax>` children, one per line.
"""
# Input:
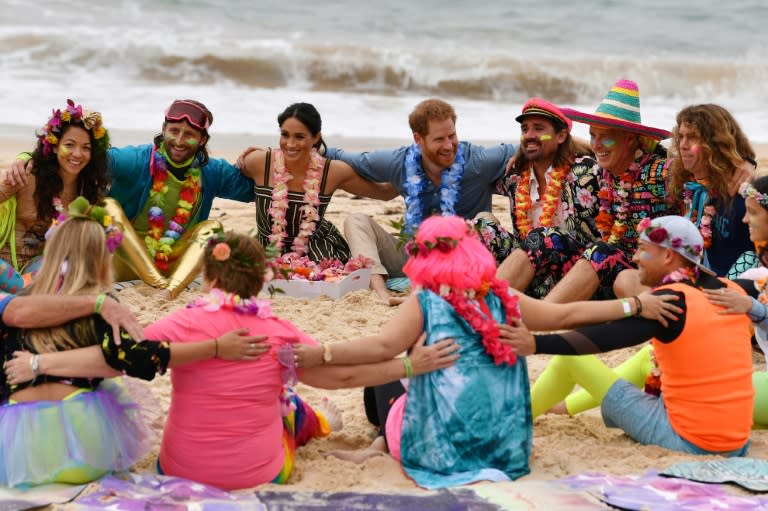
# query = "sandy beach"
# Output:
<box><xmin>2</xmin><ymin>130</ymin><xmax>768</xmax><ymax>497</ymax></box>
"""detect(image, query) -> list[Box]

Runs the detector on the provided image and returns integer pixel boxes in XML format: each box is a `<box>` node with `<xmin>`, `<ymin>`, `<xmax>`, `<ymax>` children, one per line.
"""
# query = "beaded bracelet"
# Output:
<box><xmin>94</xmin><ymin>293</ymin><xmax>107</xmax><ymax>315</ymax></box>
<box><xmin>402</xmin><ymin>356</ymin><xmax>413</xmax><ymax>379</ymax></box>
<box><xmin>632</xmin><ymin>295</ymin><xmax>643</xmax><ymax>316</ymax></box>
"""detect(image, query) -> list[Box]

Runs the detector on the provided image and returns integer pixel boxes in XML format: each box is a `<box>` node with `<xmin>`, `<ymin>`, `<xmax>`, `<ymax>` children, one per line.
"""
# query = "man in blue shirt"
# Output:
<box><xmin>326</xmin><ymin>98</ymin><xmax>516</xmax><ymax>304</ymax></box>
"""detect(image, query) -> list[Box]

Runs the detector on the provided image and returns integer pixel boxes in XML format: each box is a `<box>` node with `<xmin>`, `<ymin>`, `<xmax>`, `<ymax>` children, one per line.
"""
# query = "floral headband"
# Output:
<box><xmin>37</xmin><ymin>99</ymin><xmax>110</xmax><ymax>156</ymax></box>
<box><xmin>46</xmin><ymin>196</ymin><xmax>123</xmax><ymax>253</ymax></box>
<box><xmin>739</xmin><ymin>182</ymin><xmax>768</xmax><ymax>209</ymax></box>
<box><xmin>636</xmin><ymin>217</ymin><xmax>702</xmax><ymax>261</ymax></box>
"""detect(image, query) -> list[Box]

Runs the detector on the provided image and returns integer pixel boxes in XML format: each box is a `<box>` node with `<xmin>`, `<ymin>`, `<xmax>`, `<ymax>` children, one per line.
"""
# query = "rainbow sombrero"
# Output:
<box><xmin>560</xmin><ymin>79</ymin><xmax>672</xmax><ymax>140</ymax></box>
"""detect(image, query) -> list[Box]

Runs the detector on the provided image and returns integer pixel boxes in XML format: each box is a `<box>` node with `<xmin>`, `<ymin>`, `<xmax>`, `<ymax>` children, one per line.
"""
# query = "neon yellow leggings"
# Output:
<box><xmin>530</xmin><ymin>345</ymin><xmax>653</xmax><ymax>419</ymax></box>
<box><xmin>532</xmin><ymin>346</ymin><xmax>768</xmax><ymax>430</ymax></box>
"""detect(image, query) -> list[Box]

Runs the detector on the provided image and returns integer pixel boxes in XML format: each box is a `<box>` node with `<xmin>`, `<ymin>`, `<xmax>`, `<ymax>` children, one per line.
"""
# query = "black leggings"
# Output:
<box><xmin>363</xmin><ymin>381</ymin><xmax>406</xmax><ymax>443</ymax></box>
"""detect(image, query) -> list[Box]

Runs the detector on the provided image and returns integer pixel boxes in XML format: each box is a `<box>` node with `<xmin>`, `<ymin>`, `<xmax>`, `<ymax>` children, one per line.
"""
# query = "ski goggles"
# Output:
<box><xmin>164</xmin><ymin>100</ymin><xmax>211</xmax><ymax>131</ymax></box>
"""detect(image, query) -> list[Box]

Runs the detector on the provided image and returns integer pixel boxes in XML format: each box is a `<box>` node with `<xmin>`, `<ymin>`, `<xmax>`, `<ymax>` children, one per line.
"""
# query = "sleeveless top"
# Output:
<box><xmin>395</xmin><ymin>289</ymin><xmax>532</xmax><ymax>489</ymax></box>
<box><xmin>653</xmin><ymin>279</ymin><xmax>753</xmax><ymax>452</ymax></box>
<box><xmin>254</xmin><ymin>149</ymin><xmax>350</xmax><ymax>262</ymax></box>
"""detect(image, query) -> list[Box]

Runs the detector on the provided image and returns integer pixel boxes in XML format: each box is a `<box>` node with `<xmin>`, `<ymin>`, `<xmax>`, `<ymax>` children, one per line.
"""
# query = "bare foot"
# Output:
<box><xmin>155</xmin><ymin>289</ymin><xmax>172</xmax><ymax>300</ymax></box>
<box><xmin>328</xmin><ymin>436</ymin><xmax>388</xmax><ymax>464</ymax></box>
<box><xmin>317</xmin><ymin>396</ymin><xmax>343</xmax><ymax>432</ymax></box>
<box><xmin>546</xmin><ymin>401</ymin><xmax>570</xmax><ymax>416</ymax></box>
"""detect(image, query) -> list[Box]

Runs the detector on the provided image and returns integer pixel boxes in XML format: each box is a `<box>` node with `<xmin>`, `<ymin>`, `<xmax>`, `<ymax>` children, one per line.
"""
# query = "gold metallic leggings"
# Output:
<box><xmin>104</xmin><ymin>198</ymin><xmax>221</xmax><ymax>298</ymax></box>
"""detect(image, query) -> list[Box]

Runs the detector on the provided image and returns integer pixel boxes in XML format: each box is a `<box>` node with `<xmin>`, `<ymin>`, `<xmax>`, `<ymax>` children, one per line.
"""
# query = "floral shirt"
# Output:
<box><xmin>598</xmin><ymin>147</ymin><xmax>675</xmax><ymax>256</ymax></box>
<box><xmin>1</xmin><ymin>313</ymin><xmax>170</xmax><ymax>402</ymax></box>
<box><xmin>498</xmin><ymin>155</ymin><xmax>604</xmax><ymax>246</ymax></box>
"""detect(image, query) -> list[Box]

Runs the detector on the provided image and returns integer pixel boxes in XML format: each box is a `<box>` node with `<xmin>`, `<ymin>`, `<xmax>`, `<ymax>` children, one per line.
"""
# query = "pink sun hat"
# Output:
<box><xmin>560</xmin><ymin>79</ymin><xmax>672</xmax><ymax>140</ymax></box>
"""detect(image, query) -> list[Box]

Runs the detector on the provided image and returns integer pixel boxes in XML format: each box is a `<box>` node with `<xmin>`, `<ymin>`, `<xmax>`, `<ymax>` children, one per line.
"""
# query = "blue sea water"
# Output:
<box><xmin>0</xmin><ymin>0</ymin><xmax>766</xmax><ymax>141</ymax></box>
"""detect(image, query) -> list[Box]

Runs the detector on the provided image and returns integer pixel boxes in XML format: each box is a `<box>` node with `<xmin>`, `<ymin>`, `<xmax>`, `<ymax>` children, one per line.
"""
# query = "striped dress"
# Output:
<box><xmin>254</xmin><ymin>150</ymin><xmax>351</xmax><ymax>262</ymax></box>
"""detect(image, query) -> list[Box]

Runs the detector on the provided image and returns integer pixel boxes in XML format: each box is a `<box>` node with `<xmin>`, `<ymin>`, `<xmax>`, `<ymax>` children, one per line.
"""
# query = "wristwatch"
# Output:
<box><xmin>322</xmin><ymin>344</ymin><xmax>333</xmax><ymax>364</ymax></box>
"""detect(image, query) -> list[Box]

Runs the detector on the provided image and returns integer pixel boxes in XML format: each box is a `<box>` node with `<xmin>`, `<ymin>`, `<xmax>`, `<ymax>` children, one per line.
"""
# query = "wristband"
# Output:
<box><xmin>621</xmin><ymin>298</ymin><xmax>632</xmax><ymax>318</ymax></box>
<box><xmin>632</xmin><ymin>295</ymin><xmax>643</xmax><ymax>316</ymax></box>
<box><xmin>30</xmin><ymin>354</ymin><xmax>40</xmax><ymax>379</ymax></box>
<box><xmin>94</xmin><ymin>293</ymin><xmax>107</xmax><ymax>315</ymax></box>
<box><xmin>402</xmin><ymin>356</ymin><xmax>413</xmax><ymax>379</ymax></box>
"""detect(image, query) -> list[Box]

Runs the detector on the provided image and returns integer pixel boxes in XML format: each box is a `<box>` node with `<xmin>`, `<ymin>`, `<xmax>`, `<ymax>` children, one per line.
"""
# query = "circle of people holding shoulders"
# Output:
<box><xmin>0</xmin><ymin>78</ymin><xmax>766</xmax><ymax>490</ymax></box>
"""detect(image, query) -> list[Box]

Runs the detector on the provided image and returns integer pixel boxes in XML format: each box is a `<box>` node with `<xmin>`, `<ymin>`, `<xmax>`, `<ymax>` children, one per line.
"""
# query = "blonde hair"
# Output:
<box><xmin>24</xmin><ymin>218</ymin><xmax>112</xmax><ymax>353</ymax></box>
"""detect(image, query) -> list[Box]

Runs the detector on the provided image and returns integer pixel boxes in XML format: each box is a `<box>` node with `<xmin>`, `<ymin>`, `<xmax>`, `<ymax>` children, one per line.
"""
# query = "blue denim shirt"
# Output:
<box><xmin>325</xmin><ymin>141</ymin><xmax>516</xmax><ymax>219</ymax></box>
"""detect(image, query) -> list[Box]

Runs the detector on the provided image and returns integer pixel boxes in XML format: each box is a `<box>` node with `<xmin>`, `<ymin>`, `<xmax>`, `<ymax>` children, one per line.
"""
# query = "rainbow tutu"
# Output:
<box><xmin>0</xmin><ymin>377</ymin><xmax>154</xmax><ymax>487</ymax></box>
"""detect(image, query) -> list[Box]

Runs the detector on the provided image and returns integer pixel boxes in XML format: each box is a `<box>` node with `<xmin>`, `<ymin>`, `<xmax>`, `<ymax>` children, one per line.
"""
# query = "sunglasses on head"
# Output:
<box><xmin>165</xmin><ymin>100</ymin><xmax>211</xmax><ymax>131</ymax></box>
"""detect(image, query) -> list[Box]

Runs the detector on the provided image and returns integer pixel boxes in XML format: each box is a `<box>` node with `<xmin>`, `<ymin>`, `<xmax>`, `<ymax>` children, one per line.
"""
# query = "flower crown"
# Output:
<box><xmin>739</xmin><ymin>182</ymin><xmax>768</xmax><ymax>208</ymax></box>
<box><xmin>37</xmin><ymin>99</ymin><xmax>109</xmax><ymax>156</ymax></box>
<box><xmin>636</xmin><ymin>217</ymin><xmax>702</xmax><ymax>260</ymax></box>
<box><xmin>405</xmin><ymin>236</ymin><xmax>460</xmax><ymax>257</ymax></box>
<box><xmin>45</xmin><ymin>196</ymin><xmax>123</xmax><ymax>253</ymax></box>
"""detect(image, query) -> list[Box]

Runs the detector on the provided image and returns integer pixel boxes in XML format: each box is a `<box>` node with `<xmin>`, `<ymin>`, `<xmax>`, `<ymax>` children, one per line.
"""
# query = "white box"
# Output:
<box><xmin>270</xmin><ymin>269</ymin><xmax>371</xmax><ymax>299</ymax></box>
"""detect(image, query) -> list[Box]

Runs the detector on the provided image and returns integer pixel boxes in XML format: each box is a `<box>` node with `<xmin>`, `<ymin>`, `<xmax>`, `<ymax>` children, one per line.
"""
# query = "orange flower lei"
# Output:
<box><xmin>145</xmin><ymin>147</ymin><xmax>202</xmax><ymax>272</ymax></box>
<box><xmin>513</xmin><ymin>163</ymin><xmax>570</xmax><ymax>239</ymax></box>
<box><xmin>595</xmin><ymin>169</ymin><xmax>633</xmax><ymax>244</ymax></box>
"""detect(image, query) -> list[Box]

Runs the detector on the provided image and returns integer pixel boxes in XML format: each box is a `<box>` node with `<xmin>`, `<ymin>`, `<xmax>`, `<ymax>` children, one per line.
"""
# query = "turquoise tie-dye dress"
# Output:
<box><xmin>399</xmin><ymin>289</ymin><xmax>533</xmax><ymax>489</ymax></box>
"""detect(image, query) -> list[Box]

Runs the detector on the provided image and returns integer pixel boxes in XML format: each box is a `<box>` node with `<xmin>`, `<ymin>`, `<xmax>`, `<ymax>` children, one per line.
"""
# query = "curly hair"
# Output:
<box><xmin>668</xmin><ymin>104</ymin><xmax>755</xmax><ymax>203</ymax></box>
<box><xmin>203</xmin><ymin>231</ymin><xmax>266</xmax><ymax>297</ymax></box>
<box><xmin>31</xmin><ymin>123</ymin><xmax>109</xmax><ymax>223</ymax></box>
<box><xmin>408</xmin><ymin>99</ymin><xmax>457</xmax><ymax>137</ymax></box>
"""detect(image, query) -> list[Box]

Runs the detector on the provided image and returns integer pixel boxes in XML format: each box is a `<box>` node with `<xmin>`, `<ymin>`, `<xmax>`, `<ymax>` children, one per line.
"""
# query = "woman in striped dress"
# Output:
<box><xmin>242</xmin><ymin>103</ymin><xmax>397</xmax><ymax>262</ymax></box>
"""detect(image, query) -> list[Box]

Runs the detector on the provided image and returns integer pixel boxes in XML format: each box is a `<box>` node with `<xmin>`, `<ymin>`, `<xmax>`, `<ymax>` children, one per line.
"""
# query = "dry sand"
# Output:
<box><xmin>2</xmin><ymin>130</ymin><xmax>767</xmax><ymax>495</ymax></box>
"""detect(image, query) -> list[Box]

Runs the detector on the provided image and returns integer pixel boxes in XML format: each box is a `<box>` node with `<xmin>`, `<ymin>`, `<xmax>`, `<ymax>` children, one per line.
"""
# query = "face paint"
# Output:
<box><xmin>58</xmin><ymin>145</ymin><xmax>70</xmax><ymax>155</ymax></box>
<box><xmin>637</xmin><ymin>250</ymin><xmax>654</xmax><ymax>260</ymax></box>
<box><xmin>690</xmin><ymin>144</ymin><xmax>701</xmax><ymax>154</ymax></box>
<box><xmin>538</xmin><ymin>134</ymin><xmax>552</xmax><ymax>141</ymax></box>
<box><xmin>185</xmin><ymin>138</ymin><xmax>199</xmax><ymax>147</ymax></box>
<box><xmin>601</xmin><ymin>138</ymin><xmax>616</xmax><ymax>148</ymax></box>
<box><xmin>165</xmin><ymin>135</ymin><xmax>176</xmax><ymax>144</ymax></box>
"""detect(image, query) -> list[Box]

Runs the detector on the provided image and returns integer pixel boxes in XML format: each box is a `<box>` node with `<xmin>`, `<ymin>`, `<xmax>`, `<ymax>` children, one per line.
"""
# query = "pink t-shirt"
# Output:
<box><xmin>144</xmin><ymin>307</ymin><xmax>318</xmax><ymax>490</ymax></box>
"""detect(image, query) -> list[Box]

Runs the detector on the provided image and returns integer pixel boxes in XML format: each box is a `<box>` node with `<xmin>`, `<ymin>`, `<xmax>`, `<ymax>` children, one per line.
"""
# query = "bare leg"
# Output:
<box><xmin>328</xmin><ymin>435</ymin><xmax>388</xmax><ymax>464</ymax></box>
<box><xmin>497</xmin><ymin>249</ymin><xmax>535</xmax><ymax>291</ymax></box>
<box><xmin>613</xmin><ymin>268</ymin><xmax>649</xmax><ymax>298</ymax></box>
<box><xmin>371</xmin><ymin>274</ymin><xmax>406</xmax><ymax>306</ymax></box>
<box><xmin>544</xmin><ymin>259</ymin><xmax>599</xmax><ymax>303</ymax></box>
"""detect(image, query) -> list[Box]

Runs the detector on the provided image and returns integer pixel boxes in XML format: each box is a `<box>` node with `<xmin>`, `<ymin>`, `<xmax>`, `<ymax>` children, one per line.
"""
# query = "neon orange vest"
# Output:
<box><xmin>653</xmin><ymin>279</ymin><xmax>753</xmax><ymax>452</ymax></box>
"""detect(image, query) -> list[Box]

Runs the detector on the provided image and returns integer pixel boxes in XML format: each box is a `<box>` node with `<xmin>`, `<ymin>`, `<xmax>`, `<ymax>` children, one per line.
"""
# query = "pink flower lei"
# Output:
<box><xmin>427</xmin><ymin>278</ymin><xmax>521</xmax><ymax>366</ymax></box>
<box><xmin>268</xmin><ymin>148</ymin><xmax>323</xmax><ymax>256</ymax></box>
<box><xmin>187</xmin><ymin>288</ymin><xmax>272</xmax><ymax>317</ymax></box>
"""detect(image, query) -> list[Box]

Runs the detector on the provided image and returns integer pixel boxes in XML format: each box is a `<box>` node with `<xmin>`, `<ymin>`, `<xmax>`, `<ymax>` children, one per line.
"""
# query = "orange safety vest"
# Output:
<box><xmin>653</xmin><ymin>279</ymin><xmax>754</xmax><ymax>452</ymax></box>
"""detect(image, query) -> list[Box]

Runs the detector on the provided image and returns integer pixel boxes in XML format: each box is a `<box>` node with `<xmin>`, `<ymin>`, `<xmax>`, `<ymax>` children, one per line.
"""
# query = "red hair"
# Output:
<box><xmin>403</xmin><ymin>215</ymin><xmax>520</xmax><ymax>365</ymax></box>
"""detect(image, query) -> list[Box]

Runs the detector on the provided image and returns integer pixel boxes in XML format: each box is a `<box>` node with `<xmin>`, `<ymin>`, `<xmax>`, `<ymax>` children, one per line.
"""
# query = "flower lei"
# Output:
<box><xmin>682</xmin><ymin>182</ymin><xmax>715</xmax><ymax>250</ymax></box>
<box><xmin>402</xmin><ymin>144</ymin><xmax>465</xmax><ymax>235</ymax></box>
<box><xmin>268</xmin><ymin>149</ymin><xmax>323</xmax><ymax>256</ymax></box>
<box><xmin>145</xmin><ymin>146</ymin><xmax>202</xmax><ymax>272</ymax></box>
<box><xmin>595</xmin><ymin>150</ymin><xmax>652</xmax><ymax>244</ymax></box>
<box><xmin>660</xmin><ymin>266</ymin><xmax>700</xmax><ymax>286</ymax></box>
<box><xmin>187</xmin><ymin>288</ymin><xmax>272</xmax><ymax>317</ymax></box>
<box><xmin>37</xmin><ymin>99</ymin><xmax>108</xmax><ymax>156</ymax></box>
<box><xmin>513</xmin><ymin>163</ymin><xmax>570</xmax><ymax>239</ymax></box>
<box><xmin>437</xmin><ymin>278</ymin><xmax>521</xmax><ymax>366</ymax></box>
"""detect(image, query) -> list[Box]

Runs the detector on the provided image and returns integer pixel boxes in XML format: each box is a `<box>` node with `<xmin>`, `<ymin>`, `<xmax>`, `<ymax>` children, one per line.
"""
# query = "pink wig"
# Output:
<box><xmin>403</xmin><ymin>215</ymin><xmax>496</xmax><ymax>290</ymax></box>
<box><xmin>403</xmin><ymin>215</ymin><xmax>520</xmax><ymax>365</ymax></box>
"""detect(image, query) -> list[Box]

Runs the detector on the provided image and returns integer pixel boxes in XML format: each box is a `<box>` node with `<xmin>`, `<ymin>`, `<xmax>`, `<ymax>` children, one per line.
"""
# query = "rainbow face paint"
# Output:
<box><xmin>538</xmin><ymin>134</ymin><xmax>552</xmax><ymax>141</ymax></box>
